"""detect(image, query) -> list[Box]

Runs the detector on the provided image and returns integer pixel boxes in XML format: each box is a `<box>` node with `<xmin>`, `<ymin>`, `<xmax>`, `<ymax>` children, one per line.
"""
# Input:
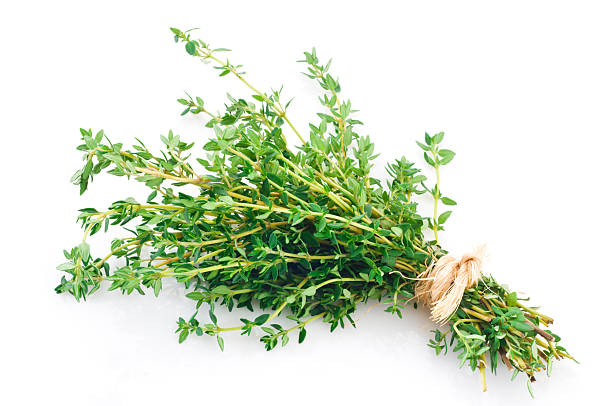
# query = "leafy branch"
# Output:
<box><xmin>56</xmin><ymin>28</ymin><xmax>574</xmax><ymax>394</ymax></box>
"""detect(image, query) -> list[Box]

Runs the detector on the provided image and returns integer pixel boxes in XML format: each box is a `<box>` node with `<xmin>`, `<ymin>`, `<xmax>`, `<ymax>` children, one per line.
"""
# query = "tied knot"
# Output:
<box><xmin>415</xmin><ymin>246</ymin><xmax>485</xmax><ymax>323</ymax></box>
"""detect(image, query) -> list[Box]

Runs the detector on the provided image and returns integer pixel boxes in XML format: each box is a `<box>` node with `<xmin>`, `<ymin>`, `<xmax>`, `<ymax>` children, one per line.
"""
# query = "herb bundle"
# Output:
<box><xmin>56</xmin><ymin>28</ymin><xmax>573</xmax><ymax>393</ymax></box>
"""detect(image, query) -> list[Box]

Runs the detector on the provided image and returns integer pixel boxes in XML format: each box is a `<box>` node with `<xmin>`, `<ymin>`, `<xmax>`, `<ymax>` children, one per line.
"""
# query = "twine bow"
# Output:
<box><xmin>415</xmin><ymin>246</ymin><xmax>485</xmax><ymax>323</ymax></box>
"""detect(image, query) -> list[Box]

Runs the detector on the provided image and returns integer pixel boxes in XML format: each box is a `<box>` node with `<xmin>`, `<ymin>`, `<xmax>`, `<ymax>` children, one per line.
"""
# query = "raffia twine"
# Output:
<box><xmin>415</xmin><ymin>245</ymin><xmax>486</xmax><ymax>323</ymax></box>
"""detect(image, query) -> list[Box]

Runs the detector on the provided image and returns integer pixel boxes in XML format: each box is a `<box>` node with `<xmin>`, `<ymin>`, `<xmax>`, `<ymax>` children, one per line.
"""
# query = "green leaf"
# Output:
<box><xmin>438</xmin><ymin>149</ymin><xmax>455</xmax><ymax>165</ymax></box>
<box><xmin>424</xmin><ymin>152</ymin><xmax>435</xmax><ymax>166</ymax></box>
<box><xmin>302</xmin><ymin>286</ymin><xmax>317</xmax><ymax>296</ymax></box>
<box><xmin>217</xmin><ymin>335</ymin><xmax>224</xmax><ymax>351</ymax></box>
<box><xmin>527</xmin><ymin>379</ymin><xmax>534</xmax><ymax>398</ymax></box>
<box><xmin>438</xmin><ymin>211</ymin><xmax>452</xmax><ymax>225</ymax></box>
<box><xmin>280</xmin><ymin>191</ymin><xmax>289</xmax><ymax>206</ymax></box>
<box><xmin>212</xmin><ymin>285</ymin><xmax>232</xmax><ymax>295</ymax></box>
<box><xmin>506</xmin><ymin>292</ymin><xmax>518</xmax><ymax>307</ymax></box>
<box><xmin>255</xmin><ymin>211</ymin><xmax>272</xmax><ymax>220</ymax></box>
<box><xmin>153</xmin><ymin>279</ymin><xmax>162</xmax><ymax>297</ymax></box>
<box><xmin>292</xmin><ymin>215</ymin><xmax>306</xmax><ymax>226</ymax></box>
<box><xmin>209</xmin><ymin>309</ymin><xmax>218</xmax><ymax>325</ymax></box>
<box><xmin>411</xmin><ymin>175</ymin><xmax>427</xmax><ymax>183</ymax></box>
<box><xmin>510</xmin><ymin>320</ymin><xmax>534</xmax><ymax>332</ymax></box>
<box><xmin>185</xmin><ymin>41</ymin><xmax>197</xmax><ymax>56</ymax></box>
<box><xmin>178</xmin><ymin>329</ymin><xmax>188</xmax><ymax>344</ymax></box>
<box><xmin>416</xmin><ymin>141</ymin><xmax>429</xmax><ymax>151</ymax></box>
<box><xmin>94</xmin><ymin>130</ymin><xmax>104</xmax><ymax>143</ymax></box>
<box><xmin>441</xmin><ymin>197</ymin><xmax>457</xmax><ymax>206</ymax></box>
<box><xmin>343</xmin><ymin>129</ymin><xmax>352</xmax><ymax>147</ymax></box>
<box><xmin>432</xmin><ymin>132</ymin><xmax>445</xmax><ymax>144</ymax></box>
<box><xmin>268</xmin><ymin>233</ymin><xmax>278</xmax><ymax>248</ymax></box>
<box><xmin>298</xmin><ymin>327</ymin><xmax>307</xmax><ymax>343</ymax></box>
<box><xmin>547</xmin><ymin>357</ymin><xmax>553</xmax><ymax>377</ymax></box>
<box><xmin>316</xmin><ymin>216</ymin><xmax>327</xmax><ymax>232</ymax></box>
<box><xmin>390</xmin><ymin>227</ymin><xmax>403</xmax><ymax>238</ymax></box>
<box><xmin>186</xmin><ymin>292</ymin><xmax>206</xmax><ymax>300</ymax></box>
<box><xmin>78</xmin><ymin>242</ymin><xmax>90</xmax><ymax>260</ymax></box>
<box><xmin>70</xmin><ymin>169</ymin><xmax>82</xmax><ymax>184</ymax></box>
<box><xmin>219</xmin><ymin>196</ymin><xmax>234</xmax><ymax>205</ymax></box>
<box><xmin>253</xmin><ymin>314</ymin><xmax>270</xmax><ymax>325</ymax></box>
<box><xmin>56</xmin><ymin>262</ymin><xmax>74</xmax><ymax>271</ymax></box>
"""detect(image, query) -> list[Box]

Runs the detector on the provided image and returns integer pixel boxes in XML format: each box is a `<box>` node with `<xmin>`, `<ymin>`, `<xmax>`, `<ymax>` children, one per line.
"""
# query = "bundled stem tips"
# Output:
<box><xmin>56</xmin><ymin>28</ymin><xmax>574</xmax><ymax>394</ymax></box>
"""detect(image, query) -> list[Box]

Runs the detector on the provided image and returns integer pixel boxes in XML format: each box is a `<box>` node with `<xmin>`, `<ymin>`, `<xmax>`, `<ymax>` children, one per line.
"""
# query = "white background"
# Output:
<box><xmin>1</xmin><ymin>1</ymin><xmax>610</xmax><ymax>404</ymax></box>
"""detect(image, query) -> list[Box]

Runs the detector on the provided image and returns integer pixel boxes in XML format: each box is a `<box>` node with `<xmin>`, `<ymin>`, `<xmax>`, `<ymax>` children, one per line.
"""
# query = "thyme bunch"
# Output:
<box><xmin>56</xmin><ymin>28</ymin><xmax>574</xmax><ymax>393</ymax></box>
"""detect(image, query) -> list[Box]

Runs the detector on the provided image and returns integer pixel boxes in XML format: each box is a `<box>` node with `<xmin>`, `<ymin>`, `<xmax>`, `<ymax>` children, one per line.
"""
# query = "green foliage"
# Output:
<box><xmin>417</xmin><ymin>131</ymin><xmax>457</xmax><ymax>241</ymax></box>
<box><xmin>56</xmin><ymin>27</ymin><xmax>573</xmax><ymax>392</ymax></box>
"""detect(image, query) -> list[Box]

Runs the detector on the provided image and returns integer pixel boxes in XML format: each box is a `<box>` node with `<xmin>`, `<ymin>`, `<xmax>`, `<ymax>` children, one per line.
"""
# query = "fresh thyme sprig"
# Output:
<box><xmin>56</xmin><ymin>27</ymin><xmax>574</xmax><ymax>394</ymax></box>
